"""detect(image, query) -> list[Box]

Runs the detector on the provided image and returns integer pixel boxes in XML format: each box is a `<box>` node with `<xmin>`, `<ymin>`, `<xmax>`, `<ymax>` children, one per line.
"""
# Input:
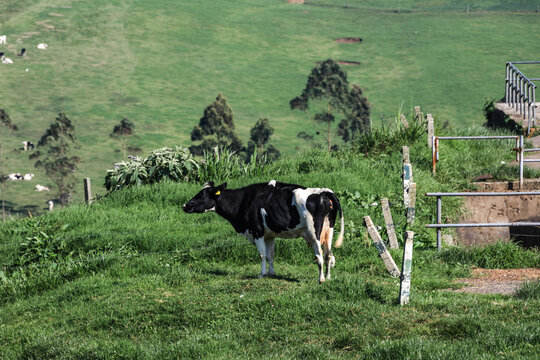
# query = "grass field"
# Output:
<box><xmin>1</xmin><ymin>137</ymin><xmax>539</xmax><ymax>359</ymax></box>
<box><xmin>0</xmin><ymin>0</ymin><xmax>539</xmax><ymax>213</ymax></box>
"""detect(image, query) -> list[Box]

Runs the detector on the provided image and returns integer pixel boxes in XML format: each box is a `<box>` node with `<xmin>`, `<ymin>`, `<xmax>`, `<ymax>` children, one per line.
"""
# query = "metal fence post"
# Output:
<box><xmin>519</xmin><ymin>135</ymin><xmax>524</xmax><ymax>190</ymax></box>
<box><xmin>436</xmin><ymin>196</ymin><xmax>442</xmax><ymax>251</ymax></box>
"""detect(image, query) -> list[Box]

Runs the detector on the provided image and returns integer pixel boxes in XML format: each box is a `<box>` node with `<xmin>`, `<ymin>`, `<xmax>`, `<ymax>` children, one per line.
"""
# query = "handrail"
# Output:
<box><xmin>505</xmin><ymin>62</ymin><xmax>538</xmax><ymax>133</ymax></box>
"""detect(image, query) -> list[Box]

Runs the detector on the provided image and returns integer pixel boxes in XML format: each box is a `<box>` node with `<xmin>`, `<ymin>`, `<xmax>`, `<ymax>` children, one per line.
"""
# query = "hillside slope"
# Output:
<box><xmin>1</xmin><ymin>0</ymin><xmax>539</xmax><ymax>211</ymax></box>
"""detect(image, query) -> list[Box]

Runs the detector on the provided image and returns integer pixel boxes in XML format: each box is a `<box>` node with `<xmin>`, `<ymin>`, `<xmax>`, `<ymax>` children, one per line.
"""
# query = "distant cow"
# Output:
<box><xmin>23</xmin><ymin>173</ymin><xmax>34</xmax><ymax>181</ymax></box>
<box><xmin>37</xmin><ymin>43</ymin><xmax>48</xmax><ymax>50</ymax></box>
<box><xmin>22</xmin><ymin>141</ymin><xmax>35</xmax><ymax>151</ymax></box>
<box><xmin>7</xmin><ymin>173</ymin><xmax>23</xmax><ymax>181</ymax></box>
<box><xmin>17</xmin><ymin>48</ymin><xmax>26</xmax><ymax>56</ymax></box>
<box><xmin>183</xmin><ymin>180</ymin><xmax>344</xmax><ymax>283</ymax></box>
<box><xmin>1</xmin><ymin>57</ymin><xmax>13</xmax><ymax>64</ymax></box>
<box><xmin>0</xmin><ymin>35</ymin><xmax>6</xmax><ymax>45</ymax></box>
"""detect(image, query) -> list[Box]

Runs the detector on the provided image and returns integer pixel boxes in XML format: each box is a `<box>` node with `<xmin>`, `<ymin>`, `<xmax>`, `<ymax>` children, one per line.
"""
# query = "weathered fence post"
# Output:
<box><xmin>407</xmin><ymin>183</ymin><xmax>416</xmax><ymax>225</ymax></box>
<box><xmin>381</xmin><ymin>198</ymin><xmax>399</xmax><ymax>249</ymax></box>
<box><xmin>84</xmin><ymin>178</ymin><xmax>93</xmax><ymax>204</ymax></box>
<box><xmin>414</xmin><ymin>106</ymin><xmax>422</xmax><ymax>121</ymax></box>
<box><xmin>400</xmin><ymin>113</ymin><xmax>409</xmax><ymax>129</ymax></box>
<box><xmin>363</xmin><ymin>216</ymin><xmax>400</xmax><ymax>278</ymax></box>
<box><xmin>399</xmin><ymin>231</ymin><xmax>414</xmax><ymax>306</ymax></box>
<box><xmin>427</xmin><ymin>114</ymin><xmax>434</xmax><ymax>149</ymax></box>
<box><xmin>403</xmin><ymin>147</ymin><xmax>413</xmax><ymax>208</ymax></box>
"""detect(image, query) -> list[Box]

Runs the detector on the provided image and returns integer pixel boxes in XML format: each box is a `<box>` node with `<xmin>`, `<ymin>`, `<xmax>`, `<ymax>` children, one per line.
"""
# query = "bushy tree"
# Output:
<box><xmin>290</xmin><ymin>59</ymin><xmax>370</xmax><ymax>150</ymax></box>
<box><xmin>0</xmin><ymin>109</ymin><xmax>18</xmax><ymax>221</ymax></box>
<box><xmin>189</xmin><ymin>94</ymin><xmax>243</xmax><ymax>156</ymax></box>
<box><xmin>110</xmin><ymin>117</ymin><xmax>135</xmax><ymax>160</ymax></box>
<box><xmin>246</xmin><ymin>118</ymin><xmax>281</xmax><ymax>162</ymax></box>
<box><xmin>30</xmin><ymin>112</ymin><xmax>80</xmax><ymax>206</ymax></box>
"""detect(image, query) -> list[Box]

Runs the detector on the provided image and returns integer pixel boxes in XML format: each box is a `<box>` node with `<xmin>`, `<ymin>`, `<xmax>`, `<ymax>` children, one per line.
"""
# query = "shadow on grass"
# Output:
<box><xmin>241</xmin><ymin>273</ymin><xmax>300</xmax><ymax>283</ymax></box>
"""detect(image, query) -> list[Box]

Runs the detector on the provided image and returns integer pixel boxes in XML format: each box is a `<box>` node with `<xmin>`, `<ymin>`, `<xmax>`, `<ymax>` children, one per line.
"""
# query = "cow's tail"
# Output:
<box><xmin>329</xmin><ymin>191</ymin><xmax>344</xmax><ymax>248</ymax></box>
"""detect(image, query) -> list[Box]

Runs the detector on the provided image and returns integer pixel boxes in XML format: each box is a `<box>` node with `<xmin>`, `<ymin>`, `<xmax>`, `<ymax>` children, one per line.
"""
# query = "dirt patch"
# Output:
<box><xmin>287</xmin><ymin>0</ymin><xmax>304</xmax><ymax>3</ymax></box>
<box><xmin>316</xmin><ymin>60</ymin><xmax>361</xmax><ymax>66</ymax></box>
<box><xmin>334</xmin><ymin>37</ymin><xmax>362</xmax><ymax>43</ymax></box>
<box><xmin>455</xmin><ymin>180</ymin><xmax>540</xmax><ymax>247</ymax></box>
<box><xmin>451</xmin><ymin>267</ymin><xmax>540</xmax><ymax>295</ymax></box>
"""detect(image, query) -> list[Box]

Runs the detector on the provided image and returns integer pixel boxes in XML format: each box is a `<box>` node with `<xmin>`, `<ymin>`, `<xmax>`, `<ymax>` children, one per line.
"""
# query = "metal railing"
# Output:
<box><xmin>425</xmin><ymin>191</ymin><xmax>540</xmax><ymax>250</ymax></box>
<box><xmin>505</xmin><ymin>61</ymin><xmax>539</xmax><ymax>133</ymax></box>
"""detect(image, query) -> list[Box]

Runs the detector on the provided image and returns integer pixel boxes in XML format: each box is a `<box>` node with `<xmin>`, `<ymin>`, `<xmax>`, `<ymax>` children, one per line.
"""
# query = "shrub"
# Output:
<box><xmin>352</xmin><ymin>110</ymin><xmax>427</xmax><ymax>156</ymax></box>
<box><xmin>514</xmin><ymin>279</ymin><xmax>540</xmax><ymax>300</ymax></box>
<box><xmin>197</xmin><ymin>147</ymin><xmax>270</xmax><ymax>184</ymax></box>
<box><xmin>105</xmin><ymin>146</ymin><xmax>199</xmax><ymax>191</ymax></box>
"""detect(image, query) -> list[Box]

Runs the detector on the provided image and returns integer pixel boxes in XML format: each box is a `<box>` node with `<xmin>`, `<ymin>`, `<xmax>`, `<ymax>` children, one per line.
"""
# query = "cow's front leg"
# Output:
<box><xmin>265</xmin><ymin>237</ymin><xmax>276</xmax><ymax>277</ymax></box>
<box><xmin>254</xmin><ymin>237</ymin><xmax>267</xmax><ymax>278</ymax></box>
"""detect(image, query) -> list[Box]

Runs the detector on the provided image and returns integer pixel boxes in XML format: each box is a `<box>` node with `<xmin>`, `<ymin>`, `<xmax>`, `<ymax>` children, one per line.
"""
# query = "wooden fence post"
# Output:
<box><xmin>399</xmin><ymin>231</ymin><xmax>414</xmax><ymax>306</ymax></box>
<box><xmin>407</xmin><ymin>182</ymin><xmax>417</xmax><ymax>225</ymax></box>
<box><xmin>363</xmin><ymin>216</ymin><xmax>400</xmax><ymax>278</ymax></box>
<box><xmin>427</xmin><ymin>114</ymin><xmax>434</xmax><ymax>149</ymax></box>
<box><xmin>403</xmin><ymin>162</ymin><xmax>413</xmax><ymax>208</ymax></box>
<box><xmin>381</xmin><ymin>198</ymin><xmax>399</xmax><ymax>249</ymax></box>
<box><xmin>84</xmin><ymin>178</ymin><xmax>92</xmax><ymax>204</ymax></box>
<box><xmin>400</xmin><ymin>113</ymin><xmax>409</xmax><ymax>129</ymax></box>
<box><xmin>414</xmin><ymin>106</ymin><xmax>422</xmax><ymax>121</ymax></box>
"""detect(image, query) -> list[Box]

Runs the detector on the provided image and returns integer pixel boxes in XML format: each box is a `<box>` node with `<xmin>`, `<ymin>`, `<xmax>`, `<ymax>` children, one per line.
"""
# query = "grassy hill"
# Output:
<box><xmin>1</xmin><ymin>129</ymin><xmax>539</xmax><ymax>358</ymax></box>
<box><xmin>0</xmin><ymin>0</ymin><xmax>539</xmax><ymax>212</ymax></box>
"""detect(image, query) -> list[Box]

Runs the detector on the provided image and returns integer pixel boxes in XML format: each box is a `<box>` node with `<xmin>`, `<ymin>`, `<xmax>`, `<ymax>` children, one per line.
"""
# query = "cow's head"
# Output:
<box><xmin>182</xmin><ymin>182</ymin><xmax>227</xmax><ymax>213</ymax></box>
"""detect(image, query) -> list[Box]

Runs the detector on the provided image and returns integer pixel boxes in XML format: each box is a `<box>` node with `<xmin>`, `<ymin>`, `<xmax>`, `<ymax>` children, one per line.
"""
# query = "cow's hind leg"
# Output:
<box><xmin>254</xmin><ymin>237</ymin><xmax>267</xmax><ymax>278</ymax></box>
<box><xmin>322</xmin><ymin>223</ymin><xmax>335</xmax><ymax>280</ymax></box>
<box><xmin>265</xmin><ymin>237</ymin><xmax>276</xmax><ymax>277</ymax></box>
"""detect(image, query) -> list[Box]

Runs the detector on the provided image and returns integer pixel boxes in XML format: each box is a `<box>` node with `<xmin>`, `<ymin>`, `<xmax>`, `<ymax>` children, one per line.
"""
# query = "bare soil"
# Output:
<box><xmin>455</xmin><ymin>180</ymin><xmax>540</xmax><ymax>247</ymax></box>
<box><xmin>316</xmin><ymin>60</ymin><xmax>361</xmax><ymax>66</ymax></box>
<box><xmin>334</xmin><ymin>37</ymin><xmax>363</xmax><ymax>43</ymax></box>
<box><xmin>451</xmin><ymin>267</ymin><xmax>540</xmax><ymax>295</ymax></box>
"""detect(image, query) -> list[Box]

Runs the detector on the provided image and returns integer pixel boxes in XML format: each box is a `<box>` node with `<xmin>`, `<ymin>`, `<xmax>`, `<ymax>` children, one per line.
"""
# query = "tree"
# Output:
<box><xmin>290</xmin><ymin>59</ymin><xmax>370</xmax><ymax>150</ymax></box>
<box><xmin>30</xmin><ymin>112</ymin><xmax>80</xmax><ymax>206</ymax></box>
<box><xmin>0</xmin><ymin>109</ymin><xmax>18</xmax><ymax>221</ymax></box>
<box><xmin>247</xmin><ymin>118</ymin><xmax>281</xmax><ymax>162</ymax></box>
<box><xmin>110</xmin><ymin>117</ymin><xmax>135</xmax><ymax>160</ymax></box>
<box><xmin>189</xmin><ymin>94</ymin><xmax>244</xmax><ymax>156</ymax></box>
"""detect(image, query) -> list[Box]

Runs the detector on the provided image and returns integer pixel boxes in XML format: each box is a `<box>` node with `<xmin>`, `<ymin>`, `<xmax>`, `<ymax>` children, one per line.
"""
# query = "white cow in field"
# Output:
<box><xmin>35</xmin><ymin>184</ymin><xmax>50</xmax><ymax>192</ymax></box>
<box><xmin>23</xmin><ymin>173</ymin><xmax>34</xmax><ymax>181</ymax></box>
<box><xmin>1</xmin><ymin>56</ymin><xmax>13</xmax><ymax>64</ymax></box>
<box><xmin>48</xmin><ymin>200</ymin><xmax>54</xmax><ymax>211</ymax></box>
<box><xmin>37</xmin><ymin>43</ymin><xmax>48</xmax><ymax>50</ymax></box>
<box><xmin>0</xmin><ymin>35</ymin><xmax>6</xmax><ymax>45</ymax></box>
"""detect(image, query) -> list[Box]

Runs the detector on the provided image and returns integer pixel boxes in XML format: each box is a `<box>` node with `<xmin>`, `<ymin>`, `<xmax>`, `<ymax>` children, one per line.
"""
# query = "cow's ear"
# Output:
<box><xmin>213</xmin><ymin>183</ymin><xmax>227</xmax><ymax>196</ymax></box>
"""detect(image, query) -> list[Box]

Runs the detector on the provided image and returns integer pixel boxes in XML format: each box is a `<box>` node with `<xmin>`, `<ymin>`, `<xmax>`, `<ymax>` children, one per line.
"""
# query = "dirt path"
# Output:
<box><xmin>451</xmin><ymin>267</ymin><xmax>540</xmax><ymax>295</ymax></box>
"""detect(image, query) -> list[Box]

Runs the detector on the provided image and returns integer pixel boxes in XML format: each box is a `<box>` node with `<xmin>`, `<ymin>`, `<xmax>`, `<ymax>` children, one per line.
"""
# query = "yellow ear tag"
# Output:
<box><xmin>215</xmin><ymin>190</ymin><xmax>221</xmax><ymax>195</ymax></box>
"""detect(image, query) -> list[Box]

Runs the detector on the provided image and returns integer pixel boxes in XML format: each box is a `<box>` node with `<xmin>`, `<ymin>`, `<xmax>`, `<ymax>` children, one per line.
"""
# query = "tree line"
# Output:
<box><xmin>0</xmin><ymin>59</ymin><xmax>370</xmax><ymax>213</ymax></box>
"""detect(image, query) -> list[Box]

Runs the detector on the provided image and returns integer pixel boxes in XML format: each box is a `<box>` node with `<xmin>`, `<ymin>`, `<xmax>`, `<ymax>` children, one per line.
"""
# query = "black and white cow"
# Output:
<box><xmin>183</xmin><ymin>180</ymin><xmax>344</xmax><ymax>283</ymax></box>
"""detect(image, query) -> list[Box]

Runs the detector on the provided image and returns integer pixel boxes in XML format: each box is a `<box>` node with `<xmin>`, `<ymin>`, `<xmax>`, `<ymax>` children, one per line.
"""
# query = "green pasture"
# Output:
<box><xmin>1</xmin><ymin>141</ymin><xmax>539</xmax><ymax>358</ymax></box>
<box><xmin>0</xmin><ymin>0</ymin><xmax>539</xmax><ymax>211</ymax></box>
